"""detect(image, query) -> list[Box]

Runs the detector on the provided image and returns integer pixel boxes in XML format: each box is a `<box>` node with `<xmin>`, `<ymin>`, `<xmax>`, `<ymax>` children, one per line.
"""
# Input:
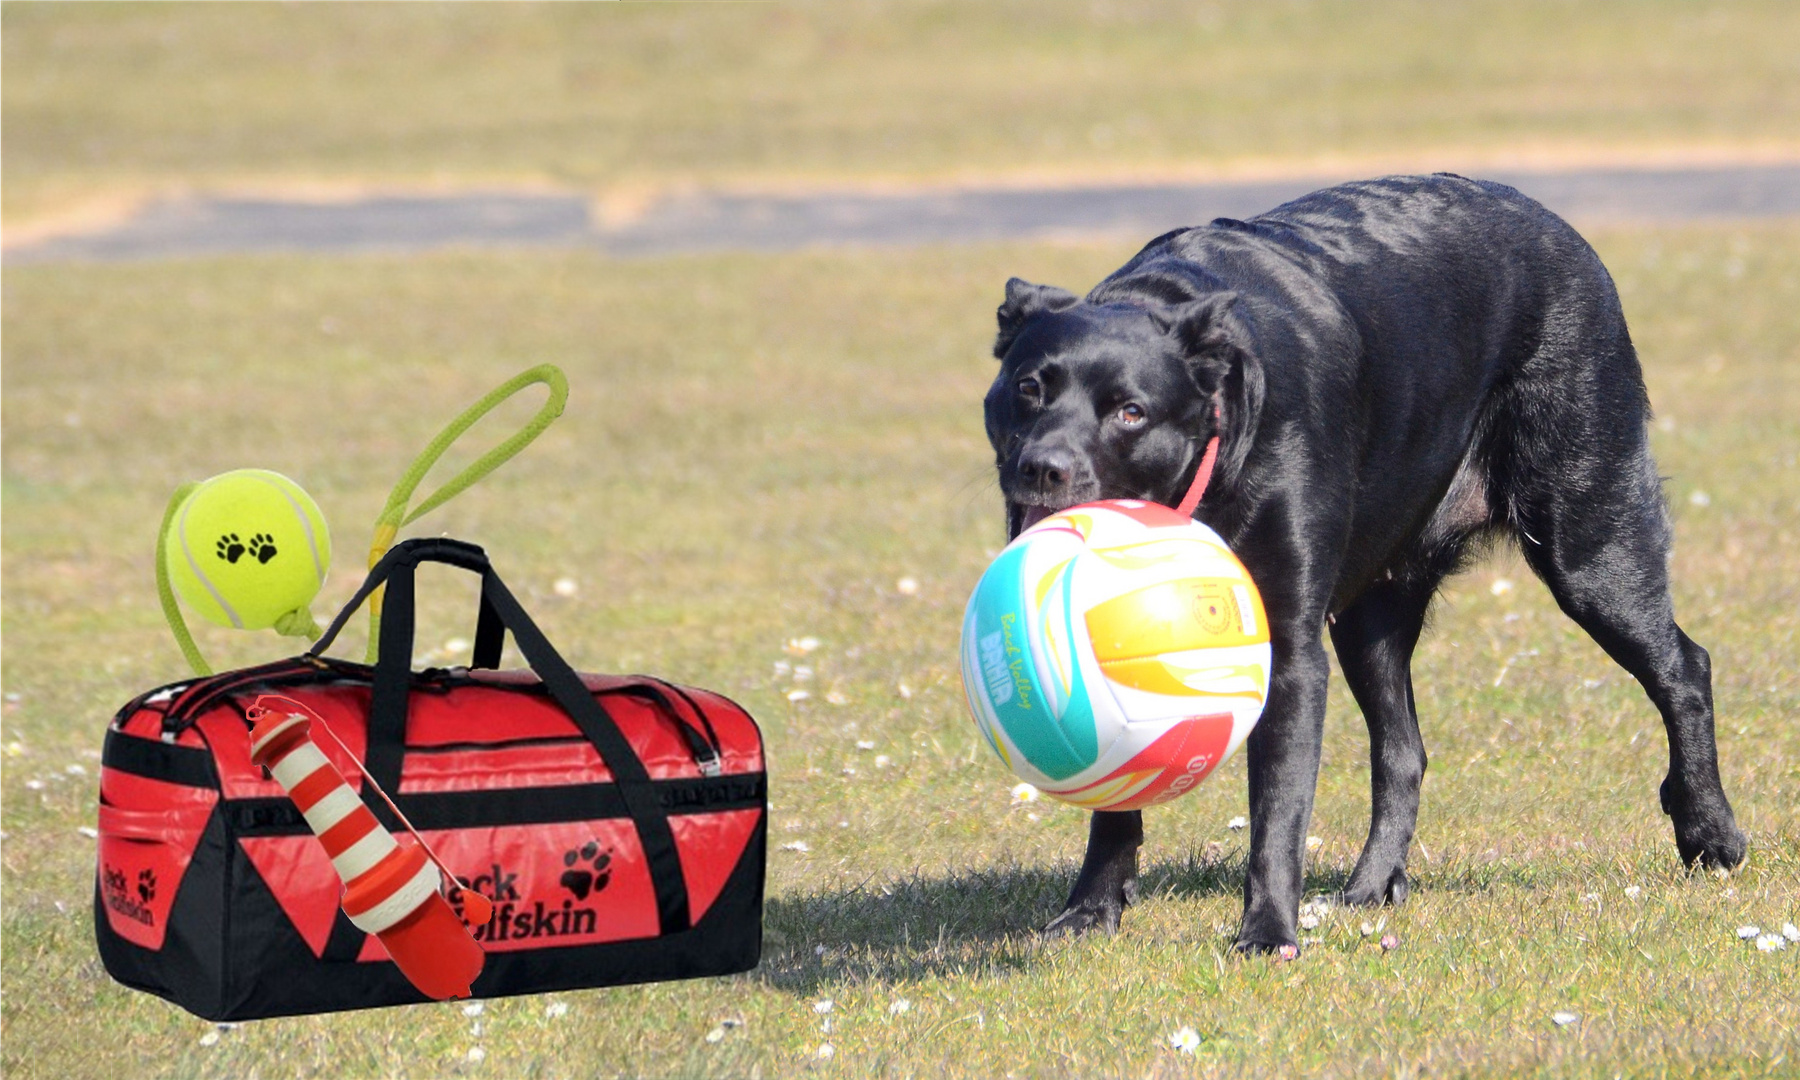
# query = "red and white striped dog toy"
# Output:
<box><xmin>247</xmin><ymin>695</ymin><xmax>488</xmax><ymax>1000</ymax></box>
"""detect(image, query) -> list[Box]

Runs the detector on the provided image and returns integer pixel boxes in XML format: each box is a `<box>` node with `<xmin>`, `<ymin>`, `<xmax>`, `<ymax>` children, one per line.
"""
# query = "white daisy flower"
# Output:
<box><xmin>1168</xmin><ymin>1026</ymin><xmax>1202</xmax><ymax>1053</ymax></box>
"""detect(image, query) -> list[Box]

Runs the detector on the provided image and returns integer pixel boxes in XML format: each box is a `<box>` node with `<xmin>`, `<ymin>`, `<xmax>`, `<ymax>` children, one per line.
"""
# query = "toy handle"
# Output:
<box><xmin>364</xmin><ymin>364</ymin><xmax>568</xmax><ymax>662</ymax></box>
<box><xmin>156</xmin><ymin>482</ymin><xmax>213</xmax><ymax>676</ymax></box>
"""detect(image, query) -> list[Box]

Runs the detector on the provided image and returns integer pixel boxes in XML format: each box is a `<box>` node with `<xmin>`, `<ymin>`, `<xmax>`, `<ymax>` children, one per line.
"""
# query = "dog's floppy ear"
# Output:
<box><xmin>994</xmin><ymin>278</ymin><xmax>1079</xmax><ymax>359</ymax></box>
<box><xmin>1154</xmin><ymin>292</ymin><xmax>1265</xmax><ymax>489</ymax></box>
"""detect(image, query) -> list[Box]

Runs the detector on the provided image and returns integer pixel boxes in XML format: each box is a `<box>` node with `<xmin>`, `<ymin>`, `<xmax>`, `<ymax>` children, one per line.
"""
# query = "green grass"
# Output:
<box><xmin>3</xmin><ymin>224</ymin><xmax>1797</xmax><ymax>1077</ymax></box>
<box><xmin>6</xmin><ymin>0</ymin><xmax>1800</xmax><ymax>224</ymax></box>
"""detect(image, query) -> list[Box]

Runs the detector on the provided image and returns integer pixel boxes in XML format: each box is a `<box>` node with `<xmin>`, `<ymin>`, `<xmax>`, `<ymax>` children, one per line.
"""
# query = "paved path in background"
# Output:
<box><xmin>9</xmin><ymin>164</ymin><xmax>1799</xmax><ymax>264</ymax></box>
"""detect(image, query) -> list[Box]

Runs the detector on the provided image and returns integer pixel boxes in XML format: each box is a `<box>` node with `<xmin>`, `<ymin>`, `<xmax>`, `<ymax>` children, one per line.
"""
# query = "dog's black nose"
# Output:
<box><xmin>1017</xmin><ymin>445</ymin><xmax>1074</xmax><ymax>492</ymax></box>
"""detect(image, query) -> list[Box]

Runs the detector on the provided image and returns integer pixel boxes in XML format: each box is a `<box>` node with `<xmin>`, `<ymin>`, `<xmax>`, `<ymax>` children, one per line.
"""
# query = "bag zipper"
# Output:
<box><xmin>161</xmin><ymin>656</ymin><xmax>727</xmax><ymax>774</ymax></box>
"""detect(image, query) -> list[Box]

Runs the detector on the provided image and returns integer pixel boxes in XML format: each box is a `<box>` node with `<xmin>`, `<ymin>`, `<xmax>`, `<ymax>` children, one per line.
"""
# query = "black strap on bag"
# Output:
<box><xmin>309</xmin><ymin>538</ymin><xmax>697</xmax><ymax>935</ymax></box>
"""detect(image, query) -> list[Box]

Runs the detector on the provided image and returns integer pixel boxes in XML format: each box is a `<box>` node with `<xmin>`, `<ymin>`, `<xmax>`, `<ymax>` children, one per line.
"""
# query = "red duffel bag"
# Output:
<box><xmin>95</xmin><ymin>537</ymin><xmax>766</xmax><ymax>1020</ymax></box>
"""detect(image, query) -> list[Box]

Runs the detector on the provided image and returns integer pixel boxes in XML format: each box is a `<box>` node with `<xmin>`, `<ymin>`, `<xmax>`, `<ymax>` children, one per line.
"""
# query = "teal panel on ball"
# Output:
<box><xmin>1044</xmin><ymin>557</ymin><xmax>1099</xmax><ymax>767</ymax></box>
<box><xmin>968</xmin><ymin>542</ymin><xmax>1089</xmax><ymax>781</ymax></box>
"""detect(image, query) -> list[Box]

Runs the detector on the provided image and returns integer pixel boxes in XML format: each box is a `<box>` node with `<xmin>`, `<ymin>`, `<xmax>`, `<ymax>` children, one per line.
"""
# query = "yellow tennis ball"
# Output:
<box><xmin>163</xmin><ymin>469</ymin><xmax>332</xmax><ymax>631</ymax></box>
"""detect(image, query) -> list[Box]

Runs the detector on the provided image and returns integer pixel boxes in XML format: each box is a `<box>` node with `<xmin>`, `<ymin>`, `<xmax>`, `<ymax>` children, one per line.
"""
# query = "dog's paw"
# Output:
<box><xmin>1042</xmin><ymin>902</ymin><xmax>1122</xmax><ymax>939</ymax></box>
<box><xmin>1337</xmin><ymin>866</ymin><xmax>1409</xmax><ymax>907</ymax></box>
<box><xmin>1042</xmin><ymin>877</ymin><xmax>1136</xmax><ymax>940</ymax></box>
<box><xmin>1661</xmin><ymin>776</ymin><xmax>1749</xmax><ymax>870</ymax></box>
<box><xmin>1231</xmin><ymin>936</ymin><xmax>1298</xmax><ymax>957</ymax></box>
<box><xmin>1673</xmin><ymin>816</ymin><xmax>1749</xmax><ymax>871</ymax></box>
<box><xmin>1233</xmin><ymin>906</ymin><xmax>1299</xmax><ymax>954</ymax></box>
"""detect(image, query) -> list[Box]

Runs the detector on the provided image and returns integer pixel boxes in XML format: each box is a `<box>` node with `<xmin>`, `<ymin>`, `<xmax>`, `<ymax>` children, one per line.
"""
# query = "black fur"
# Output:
<box><xmin>984</xmin><ymin>174</ymin><xmax>1747</xmax><ymax>951</ymax></box>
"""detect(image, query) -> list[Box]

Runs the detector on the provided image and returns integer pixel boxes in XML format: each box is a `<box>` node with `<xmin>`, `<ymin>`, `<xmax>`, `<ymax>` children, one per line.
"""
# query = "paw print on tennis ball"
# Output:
<box><xmin>559</xmin><ymin>842</ymin><xmax>612</xmax><ymax>901</ymax></box>
<box><xmin>247</xmin><ymin>533</ymin><xmax>279</xmax><ymax>564</ymax></box>
<box><xmin>215</xmin><ymin>533</ymin><xmax>247</xmax><ymax>564</ymax></box>
<box><xmin>137</xmin><ymin>868</ymin><xmax>157</xmax><ymax>903</ymax></box>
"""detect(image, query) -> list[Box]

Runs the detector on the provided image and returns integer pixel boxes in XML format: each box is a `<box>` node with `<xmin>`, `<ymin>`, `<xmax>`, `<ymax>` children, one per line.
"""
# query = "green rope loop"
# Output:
<box><xmin>364</xmin><ymin>364</ymin><xmax>569</xmax><ymax>661</ymax></box>
<box><xmin>157</xmin><ymin>482</ymin><xmax>212</xmax><ymax>677</ymax></box>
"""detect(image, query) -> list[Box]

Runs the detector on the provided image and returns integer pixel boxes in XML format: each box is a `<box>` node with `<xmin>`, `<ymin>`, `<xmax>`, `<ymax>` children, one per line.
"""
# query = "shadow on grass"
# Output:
<box><xmin>755</xmin><ymin>849</ymin><xmax>1616</xmax><ymax>991</ymax></box>
<box><xmin>757</xmin><ymin>851</ymin><xmax>1287</xmax><ymax>993</ymax></box>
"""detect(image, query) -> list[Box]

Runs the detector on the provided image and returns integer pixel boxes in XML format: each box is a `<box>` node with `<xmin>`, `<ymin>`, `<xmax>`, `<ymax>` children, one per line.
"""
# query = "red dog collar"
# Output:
<box><xmin>1173</xmin><ymin>403</ymin><xmax>1223</xmax><ymax>516</ymax></box>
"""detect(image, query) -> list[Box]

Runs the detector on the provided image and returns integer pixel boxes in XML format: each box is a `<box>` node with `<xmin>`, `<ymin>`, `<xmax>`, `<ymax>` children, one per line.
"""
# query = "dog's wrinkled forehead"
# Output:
<box><xmin>1001</xmin><ymin>303</ymin><xmax>1174</xmax><ymax>372</ymax></box>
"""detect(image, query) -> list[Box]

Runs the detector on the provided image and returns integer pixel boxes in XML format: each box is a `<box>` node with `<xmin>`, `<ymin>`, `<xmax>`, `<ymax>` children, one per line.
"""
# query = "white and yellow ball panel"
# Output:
<box><xmin>960</xmin><ymin>499</ymin><xmax>1271</xmax><ymax>808</ymax></box>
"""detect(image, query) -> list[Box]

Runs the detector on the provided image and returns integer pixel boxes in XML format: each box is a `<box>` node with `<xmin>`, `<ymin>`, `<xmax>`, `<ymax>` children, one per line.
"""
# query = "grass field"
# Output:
<box><xmin>6</xmin><ymin>0</ymin><xmax>1800</xmax><ymax>227</ymax></box>
<box><xmin>3</xmin><ymin>222</ymin><xmax>1796</xmax><ymax>1077</ymax></box>
<box><xmin>6</xmin><ymin>0</ymin><xmax>1800</xmax><ymax>1074</ymax></box>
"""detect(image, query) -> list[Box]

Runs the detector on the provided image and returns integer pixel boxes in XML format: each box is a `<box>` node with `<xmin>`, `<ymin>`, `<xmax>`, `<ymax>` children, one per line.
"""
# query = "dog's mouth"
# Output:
<box><xmin>1006</xmin><ymin>499</ymin><xmax>1075</xmax><ymax>540</ymax></box>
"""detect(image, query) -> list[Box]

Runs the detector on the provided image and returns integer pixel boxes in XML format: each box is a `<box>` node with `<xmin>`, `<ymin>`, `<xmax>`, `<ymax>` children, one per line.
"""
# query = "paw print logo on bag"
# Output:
<box><xmin>559</xmin><ymin>842</ymin><xmax>612</xmax><ymax>901</ymax></box>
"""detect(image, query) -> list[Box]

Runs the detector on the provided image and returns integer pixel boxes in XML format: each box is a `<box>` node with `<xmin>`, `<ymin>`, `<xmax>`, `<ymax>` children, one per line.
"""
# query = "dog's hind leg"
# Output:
<box><xmin>1511</xmin><ymin>440</ymin><xmax>1747</xmax><ymax>869</ymax></box>
<box><xmin>1500</xmin><ymin>298</ymin><xmax>1747</xmax><ymax>869</ymax></box>
<box><xmin>1043</xmin><ymin>810</ymin><xmax>1142</xmax><ymax>938</ymax></box>
<box><xmin>1328</xmin><ymin>578</ymin><xmax>1437</xmax><ymax>905</ymax></box>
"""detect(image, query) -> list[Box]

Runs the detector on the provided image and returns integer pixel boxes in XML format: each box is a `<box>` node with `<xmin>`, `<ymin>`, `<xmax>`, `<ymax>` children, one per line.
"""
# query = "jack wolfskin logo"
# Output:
<box><xmin>460</xmin><ymin>852</ymin><xmax>604</xmax><ymax>944</ymax></box>
<box><xmin>100</xmin><ymin>862</ymin><xmax>155</xmax><ymax>927</ymax></box>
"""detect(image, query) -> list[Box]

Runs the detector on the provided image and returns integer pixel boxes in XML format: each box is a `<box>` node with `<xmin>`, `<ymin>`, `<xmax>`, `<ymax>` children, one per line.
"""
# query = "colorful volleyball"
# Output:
<box><xmin>960</xmin><ymin>500</ymin><xmax>1270</xmax><ymax>811</ymax></box>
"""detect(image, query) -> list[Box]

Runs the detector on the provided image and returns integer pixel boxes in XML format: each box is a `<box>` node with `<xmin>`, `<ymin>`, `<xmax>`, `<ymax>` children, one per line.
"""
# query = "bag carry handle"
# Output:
<box><xmin>310</xmin><ymin>537</ymin><xmax>704</xmax><ymax>934</ymax></box>
<box><xmin>310</xmin><ymin>538</ymin><xmax>719</xmax><ymax>766</ymax></box>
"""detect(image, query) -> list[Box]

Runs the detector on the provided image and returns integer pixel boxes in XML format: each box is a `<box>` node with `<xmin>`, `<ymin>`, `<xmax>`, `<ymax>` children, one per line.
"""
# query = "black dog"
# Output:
<box><xmin>984</xmin><ymin>173</ymin><xmax>1747</xmax><ymax>952</ymax></box>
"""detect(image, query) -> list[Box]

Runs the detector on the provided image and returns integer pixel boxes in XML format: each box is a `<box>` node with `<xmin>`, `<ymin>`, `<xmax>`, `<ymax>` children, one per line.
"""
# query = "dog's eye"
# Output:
<box><xmin>1117</xmin><ymin>403</ymin><xmax>1147</xmax><ymax>425</ymax></box>
<box><xmin>1017</xmin><ymin>376</ymin><xmax>1042</xmax><ymax>399</ymax></box>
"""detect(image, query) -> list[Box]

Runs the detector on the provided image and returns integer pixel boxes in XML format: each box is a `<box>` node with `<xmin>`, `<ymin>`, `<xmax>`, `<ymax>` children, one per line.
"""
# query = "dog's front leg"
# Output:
<box><xmin>1042</xmin><ymin>810</ymin><xmax>1143</xmax><ymax>938</ymax></box>
<box><xmin>1236</xmin><ymin>631</ymin><xmax>1331</xmax><ymax>953</ymax></box>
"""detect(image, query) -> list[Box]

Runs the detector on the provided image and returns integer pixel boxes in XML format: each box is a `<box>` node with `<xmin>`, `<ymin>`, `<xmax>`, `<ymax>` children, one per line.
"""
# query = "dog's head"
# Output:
<box><xmin>985</xmin><ymin>275</ymin><xmax>1264</xmax><ymax>539</ymax></box>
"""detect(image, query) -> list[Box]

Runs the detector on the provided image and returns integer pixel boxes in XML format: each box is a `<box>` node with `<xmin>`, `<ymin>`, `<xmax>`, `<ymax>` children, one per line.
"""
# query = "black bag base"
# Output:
<box><xmin>96</xmin><ymin>802</ymin><xmax>764</xmax><ymax>1021</ymax></box>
